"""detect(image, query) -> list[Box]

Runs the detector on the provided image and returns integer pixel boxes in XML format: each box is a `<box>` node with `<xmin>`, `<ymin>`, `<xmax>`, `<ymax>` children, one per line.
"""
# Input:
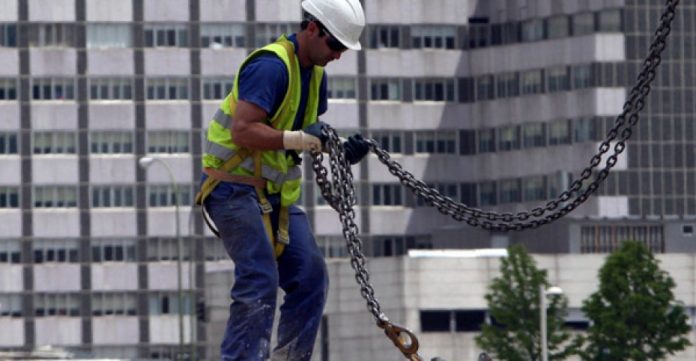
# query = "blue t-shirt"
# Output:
<box><xmin>237</xmin><ymin>34</ymin><xmax>328</xmax><ymax>131</ymax></box>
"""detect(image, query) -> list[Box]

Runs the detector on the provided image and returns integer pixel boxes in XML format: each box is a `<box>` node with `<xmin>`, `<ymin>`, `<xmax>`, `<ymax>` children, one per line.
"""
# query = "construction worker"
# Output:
<box><xmin>199</xmin><ymin>0</ymin><xmax>368</xmax><ymax>360</ymax></box>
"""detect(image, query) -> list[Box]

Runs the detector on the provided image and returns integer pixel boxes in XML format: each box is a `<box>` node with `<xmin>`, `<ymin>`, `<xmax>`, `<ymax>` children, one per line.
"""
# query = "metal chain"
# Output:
<box><xmin>310</xmin><ymin>2</ymin><xmax>678</xmax><ymax>359</ymax></box>
<box><xmin>366</xmin><ymin>0</ymin><xmax>678</xmax><ymax>232</ymax></box>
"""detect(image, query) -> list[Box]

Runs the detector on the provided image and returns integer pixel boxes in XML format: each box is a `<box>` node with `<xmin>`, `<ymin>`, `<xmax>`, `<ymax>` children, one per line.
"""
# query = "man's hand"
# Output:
<box><xmin>343</xmin><ymin>134</ymin><xmax>370</xmax><ymax>164</ymax></box>
<box><xmin>282</xmin><ymin>121</ymin><xmax>330</xmax><ymax>152</ymax></box>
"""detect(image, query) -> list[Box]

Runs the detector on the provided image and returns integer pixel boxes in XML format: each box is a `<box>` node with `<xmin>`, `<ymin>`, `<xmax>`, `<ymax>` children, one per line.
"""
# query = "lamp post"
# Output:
<box><xmin>540</xmin><ymin>285</ymin><xmax>563</xmax><ymax>361</ymax></box>
<box><xmin>139</xmin><ymin>156</ymin><xmax>185</xmax><ymax>358</ymax></box>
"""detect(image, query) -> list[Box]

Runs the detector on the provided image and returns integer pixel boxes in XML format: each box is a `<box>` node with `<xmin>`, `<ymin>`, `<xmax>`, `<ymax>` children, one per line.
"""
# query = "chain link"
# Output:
<box><xmin>310</xmin><ymin>1</ymin><xmax>678</xmax><ymax>359</ymax></box>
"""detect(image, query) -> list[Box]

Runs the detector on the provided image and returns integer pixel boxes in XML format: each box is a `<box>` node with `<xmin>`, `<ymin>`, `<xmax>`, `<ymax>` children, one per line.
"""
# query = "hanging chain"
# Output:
<box><xmin>366</xmin><ymin>0</ymin><xmax>678</xmax><ymax>232</ymax></box>
<box><xmin>311</xmin><ymin>1</ymin><xmax>678</xmax><ymax>359</ymax></box>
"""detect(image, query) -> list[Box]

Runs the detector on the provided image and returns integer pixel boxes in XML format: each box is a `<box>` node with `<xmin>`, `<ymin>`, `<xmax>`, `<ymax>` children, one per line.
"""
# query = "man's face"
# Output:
<box><xmin>309</xmin><ymin>21</ymin><xmax>347</xmax><ymax>66</ymax></box>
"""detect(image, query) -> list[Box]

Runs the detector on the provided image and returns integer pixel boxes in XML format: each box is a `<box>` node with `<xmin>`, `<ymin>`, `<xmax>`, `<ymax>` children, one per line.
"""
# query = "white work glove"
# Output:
<box><xmin>282</xmin><ymin>130</ymin><xmax>322</xmax><ymax>152</ymax></box>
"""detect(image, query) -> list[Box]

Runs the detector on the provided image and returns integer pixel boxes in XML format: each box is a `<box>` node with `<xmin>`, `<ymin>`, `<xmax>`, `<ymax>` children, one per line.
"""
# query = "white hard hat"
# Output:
<box><xmin>301</xmin><ymin>0</ymin><xmax>366</xmax><ymax>51</ymax></box>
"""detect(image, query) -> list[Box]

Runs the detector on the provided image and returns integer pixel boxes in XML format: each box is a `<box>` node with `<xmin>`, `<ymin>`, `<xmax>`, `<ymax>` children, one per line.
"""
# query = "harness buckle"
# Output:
<box><xmin>259</xmin><ymin>199</ymin><xmax>273</xmax><ymax>214</ymax></box>
<box><xmin>276</xmin><ymin>229</ymin><xmax>290</xmax><ymax>245</ymax></box>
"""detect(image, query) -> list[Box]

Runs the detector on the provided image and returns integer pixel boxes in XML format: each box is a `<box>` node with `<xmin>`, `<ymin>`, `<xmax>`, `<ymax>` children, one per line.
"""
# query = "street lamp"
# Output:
<box><xmin>540</xmin><ymin>285</ymin><xmax>563</xmax><ymax>361</ymax></box>
<box><xmin>139</xmin><ymin>156</ymin><xmax>185</xmax><ymax>357</ymax></box>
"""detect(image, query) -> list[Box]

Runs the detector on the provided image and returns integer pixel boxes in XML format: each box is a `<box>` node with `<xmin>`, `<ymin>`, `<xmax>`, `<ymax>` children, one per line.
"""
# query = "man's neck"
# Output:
<box><xmin>295</xmin><ymin>31</ymin><xmax>312</xmax><ymax>69</ymax></box>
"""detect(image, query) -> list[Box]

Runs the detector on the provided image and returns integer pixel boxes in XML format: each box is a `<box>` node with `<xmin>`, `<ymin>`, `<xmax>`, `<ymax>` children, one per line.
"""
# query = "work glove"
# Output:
<box><xmin>343</xmin><ymin>134</ymin><xmax>370</xmax><ymax>165</ymax></box>
<box><xmin>282</xmin><ymin>121</ymin><xmax>329</xmax><ymax>152</ymax></box>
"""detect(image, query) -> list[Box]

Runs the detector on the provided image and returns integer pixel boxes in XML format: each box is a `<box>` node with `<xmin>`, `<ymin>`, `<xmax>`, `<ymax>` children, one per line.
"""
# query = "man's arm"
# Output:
<box><xmin>231</xmin><ymin>99</ymin><xmax>284</xmax><ymax>151</ymax></box>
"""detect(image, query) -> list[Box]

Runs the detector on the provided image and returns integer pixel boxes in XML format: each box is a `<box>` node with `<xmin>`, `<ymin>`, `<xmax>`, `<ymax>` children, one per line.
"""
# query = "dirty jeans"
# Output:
<box><xmin>204</xmin><ymin>181</ymin><xmax>329</xmax><ymax>361</ymax></box>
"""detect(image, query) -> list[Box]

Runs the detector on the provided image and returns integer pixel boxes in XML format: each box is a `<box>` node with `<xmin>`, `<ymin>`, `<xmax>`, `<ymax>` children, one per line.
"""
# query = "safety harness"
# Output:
<box><xmin>195</xmin><ymin>38</ymin><xmax>302</xmax><ymax>258</ymax></box>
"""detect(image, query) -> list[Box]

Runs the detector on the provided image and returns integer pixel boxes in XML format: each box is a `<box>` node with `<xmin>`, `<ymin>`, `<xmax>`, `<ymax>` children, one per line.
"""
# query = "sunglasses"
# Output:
<box><xmin>316</xmin><ymin>22</ymin><xmax>348</xmax><ymax>52</ymax></box>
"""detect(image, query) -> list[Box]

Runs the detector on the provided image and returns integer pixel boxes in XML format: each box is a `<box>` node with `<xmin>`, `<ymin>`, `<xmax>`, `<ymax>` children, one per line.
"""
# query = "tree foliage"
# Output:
<box><xmin>581</xmin><ymin>240</ymin><xmax>690</xmax><ymax>361</ymax></box>
<box><xmin>476</xmin><ymin>244</ymin><xmax>580</xmax><ymax>361</ymax></box>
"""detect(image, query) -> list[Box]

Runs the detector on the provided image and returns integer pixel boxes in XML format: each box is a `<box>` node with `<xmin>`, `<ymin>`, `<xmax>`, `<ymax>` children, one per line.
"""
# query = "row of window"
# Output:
<box><xmin>0</xmin><ymin>61</ymin><xmax>627</xmax><ymax>102</ymax></box>
<box><xmin>316</xmin><ymin>235</ymin><xmax>433</xmax><ymax>259</ymax></box>
<box><xmin>0</xmin><ymin>238</ymin><xmax>226</xmax><ymax>265</ymax></box>
<box><xmin>0</xmin><ymin>9</ymin><xmax>622</xmax><ymax>50</ymax></box>
<box><xmin>420</xmin><ymin>309</ymin><xmax>589</xmax><ymax>333</ymax></box>
<box><xmin>338</xmin><ymin>171</ymin><xmax>570</xmax><ymax>208</ymax></box>
<box><xmin>0</xmin><ymin>292</ymin><xmax>195</xmax><ymax>318</ymax></box>
<box><xmin>0</xmin><ymin>130</ymin><xmax>190</xmax><ymax>155</ymax></box>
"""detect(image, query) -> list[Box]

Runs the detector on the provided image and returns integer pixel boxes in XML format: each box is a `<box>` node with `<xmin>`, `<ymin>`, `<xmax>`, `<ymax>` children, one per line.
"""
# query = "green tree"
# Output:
<box><xmin>476</xmin><ymin>244</ymin><xmax>580</xmax><ymax>361</ymax></box>
<box><xmin>581</xmin><ymin>240</ymin><xmax>690</xmax><ymax>361</ymax></box>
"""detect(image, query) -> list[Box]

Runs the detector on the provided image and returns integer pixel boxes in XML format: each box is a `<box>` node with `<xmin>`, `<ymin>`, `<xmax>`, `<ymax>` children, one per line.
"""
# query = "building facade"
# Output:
<box><xmin>0</xmin><ymin>0</ymin><xmax>695</xmax><ymax>359</ymax></box>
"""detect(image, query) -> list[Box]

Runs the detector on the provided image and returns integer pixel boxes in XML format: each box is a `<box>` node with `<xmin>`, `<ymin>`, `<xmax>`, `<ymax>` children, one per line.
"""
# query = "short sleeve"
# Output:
<box><xmin>237</xmin><ymin>54</ymin><xmax>288</xmax><ymax>116</ymax></box>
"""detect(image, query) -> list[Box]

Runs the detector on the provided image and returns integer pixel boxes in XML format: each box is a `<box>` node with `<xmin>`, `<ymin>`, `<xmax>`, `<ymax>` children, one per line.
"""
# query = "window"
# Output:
<box><xmin>146</xmin><ymin>237</ymin><xmax>192</xmax><ymax>261</ymax></box>
<box><xmin>202</xmin><ymin>77</ymin><xmax>233</xmax><ymax>100</ymax></box>
<box><xmin>92</xmin><ymin>185</ymin><xmax>134</xmax><ymax>208</ymax></box>
<box><xmin>146</xmin><ymin>78</ymin><xmax>189</xmax><ymax>100</ymax></box>
<box><xmin>90</xmin><ymin>78</ymin><xmax>133</xmax><ymax>100</ymax></box>
<box><xmin>598</xmin><ymin>9</ymin><xmax>622</xmax><ymax>32</ymax></box>
<box><xmin>200</xmin><ymin>23</ymin><xmax>245</xmax><ymax>48</ymax></box>
<box><xmin>547</xmin><ymin>15</ymin><xmax>569</xmax><ymax>39</ymax></box>
<box><xmin>474</xmin><ymin>75</ymin><xmax>494</xmax><ymax>101</ymax></box>
<box><xmin>573</xmin><ymin>117</ymin><xmax>599</xmax><ymax>143</ymax></box>
<box><xmin>549</xmin><ymin>119</ymin><xmax>571</xmax><ymax>145</ymax></box>
<box><xmin>370</xmin><ymin>78</ymin><xmax>402</xmax><ymax>101</ymax></box>
<box><xmin>415</xmin><ymin>79</ymin><xmax>455</xmax><ymax>101</ymax></box>
<box><xmin>496</xmin><ymin>73</ymin><xmax>519</xmax><ymax>98</ymax></box>
<box><xmin>0</xmin><ymin>294</ymin><xmax>21</xmax><ymax>317</ymax></box>
<box><xmin>499</xmin><ymin>179</ymin><xmax>521</xmax><ymax>204</ymax></box>
<box><xmin>523</xmin><ymin>176</ymin><xmax>547</xmax><ymax>202</ymax></box>
<box><xmin>478</xmin><ymin>128</ymin><xmax>495</xmax><ymax>153</ymax></box>
<box><xmin>33</xmin><ymin>185</ymin><xmax>78</xmax><ymax>208</ymax></box>
<box><xmin>87</xmin><ymin>23</ymin><xmax>132</xmax><ymax>48</ymax></box>
<box><xmin>316</xmin><ymin>236</ymin><xmax>348</xmax><ymax>258</ymax></box>
<box><xmin>415</xmin><ymin>131</ymin><xmax>457</xmax><ymax>154</ymax></box>
<box><xmin>92</xmin><ymin>293</ymin><xmax>137</xmax><ymax>316</ymax></box>
<box><xmin>255</xmin><ymin>23</ymin><xmax>295</xmax><ymax>48</ymax></box>
<box><xmin>411</xmin><ymin>25</ymin><xmax>456</xmax><ymax>49</ymax></box>
<box><xmin>0</xmin><ymin>186</ymin><xmax>20</xmax><ymax>208</ymax></box>
<box><xmin>420</xmin><ymin>310</ymin><xmax>451</xmax><ymax>332</ymax></box>
<box><xmin>90</xmin><ymin>131</ymin><xmax>133</xmax><ymax>154</ymax></box>
<box><xmin>455</xmin><ymin>310</ymin><xmax>487</xmax><ymax>332</ymax></box>
<box><xmin>572</xmin><ymin>64</ymin><xmax>593</xmax><ymax>89</ymax></box>
<box><xmin>34</xmin><ymin>293</ymin><xmax>80</xmax><ymax>317</ymax></box>
<box><xmin>148</xmin><ymin>293</ymin><xmax>192</xmax><ymax>315</ymax></box>
<box><xmin>33</xmin><ymin>239</ymin><xmax>79</xmax><ymax>264</ymax></box>
<box><xmin>28</xmin><ymin>23</ymin><xmax>76</xmax><ymax>47</ymax></box>
<box><xmin>479</xmin><ymin>181</ymin><xmax>497</xmax><ymax>206</ymax></box>
<box><xmin>523</xmin><ymin>123</ymin><xmax>546</xmax><ymax>148</ymax></box>
<box><xmin>0</xmin><ymin>132</ymin><xmax>18</xmax><ymax>154</ymax></box>
<box><xmin>371</xmin><ymin>184</ymin><xmax>403</xmax><ymax>206</ymax></box>
<box><xmin>204</xmin><ymin>237</ymin><xmax>228</xmax><ymax>261</ymax></box>
<box><xmin>546</xmin><ymin>66</ymin><xmax>569</xmax><ymax>92</ymax></box>
<box><xmin>0</xmin><ymin>240</ymin><xmax>21</xmax><ymax>264</ymax></box>
<box><xmin>467</xmin><ymin>23</ymin><xmax>489</xmax><ymax>49</ymax></box>
<box><xmin>92</xmin><ymin>239</ymin><xmax>136</xmax><ymax>262</ymax></box>
<box><xmin>521</xmin><ymin>70</ymin><xmax>543</xmax><ymax>95</ymax></box>
<box><xmin>327</xmin><ymin>77</ymin><xmax>357</xmax><ymax>99</ymax></box>
<box><xmin>148</xmin><ymin>184</ymin><xmax>192</xmax><ymax>207</ymax></box>
<box><xmin>521</xmin><ymin>19</ymin><xmax>544</xmax><ymax>42</ymax></box>
<box><xmin>144</xmin><ymin>24</ymin><xmax>188</xmax><ymax>47</ymax></box>
<box><xmin>572</xmin><ymin>13</ymin><xmax>595</xmax><ymax>36</ymax></box>
<box><xmin>32</xmin><ymin>78</ymin><xmax>75</xmax><ymax>100</ymax></box>
<box><xmin>580</xmin><ymin>224</ymin><xmax>664</xmax><ymax>253</ymax></box>
<box><xmin>369</xmin><ymin>25</ymin><xmax>401</xmax><ymax>48</ymax></box>
<box><xmin>370</xmin><ymin>130</ymin><xmax>402</xmax><ymax>153</ymax></box>
<box><xmin>147</xmin><ymin>130</ymin><xmax>190</xmax><ymax>153</ymax></box>
<box><xmin>0</xmin><ymin>79</ymin><xmax>17</xmax><ymax>100</ymax></box>
<box><xmin>33</xmin><ymin>132</ymin><xmax>77</xmax><ymax>154</ymax></box>
<box><xmin>0</xmin><ymin>24</ymin><xmax>18</xmax><ymax>47</ymax></box>
<box><xmin>498</xmin><ymin>125</ymin><xmax>520</xmax><ymax>151</ymax></box>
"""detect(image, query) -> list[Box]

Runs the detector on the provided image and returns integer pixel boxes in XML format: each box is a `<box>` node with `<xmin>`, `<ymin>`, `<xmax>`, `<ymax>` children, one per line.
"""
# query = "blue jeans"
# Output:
<box><xmin>204</xmin><ymin>181</ymin><xmax>329</xmax><ymax>361</ymax></box>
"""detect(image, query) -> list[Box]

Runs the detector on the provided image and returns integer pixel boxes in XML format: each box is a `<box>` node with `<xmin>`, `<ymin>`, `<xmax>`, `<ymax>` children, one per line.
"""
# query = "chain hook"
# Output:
<box><xmin>377</xmin><ymin>318</ymin><xmax>423</xmax><ymax>360</ymax></box>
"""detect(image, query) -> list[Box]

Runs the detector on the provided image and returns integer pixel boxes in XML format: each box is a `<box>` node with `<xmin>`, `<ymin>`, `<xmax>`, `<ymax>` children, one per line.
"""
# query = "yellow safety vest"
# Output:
<box><xmin>197</xmin><ymin>35</ymin><xmax>324</xmax><ymax>257</ymax></box>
